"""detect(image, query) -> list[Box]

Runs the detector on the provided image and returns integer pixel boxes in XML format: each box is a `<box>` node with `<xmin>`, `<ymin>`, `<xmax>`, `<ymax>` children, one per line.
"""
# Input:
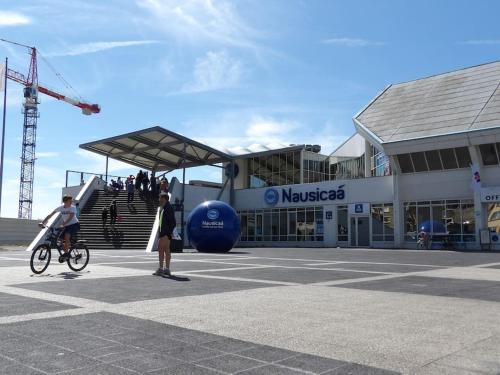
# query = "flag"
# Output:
<box><xmin>0</xmin><ymin>63</ymin><xmax>4</xmax><ymax>91</ymax></box>
<box><xmin>471</xmin><ymin>163</ymin><xmax>481</xmax><ymax>192</ymax></box>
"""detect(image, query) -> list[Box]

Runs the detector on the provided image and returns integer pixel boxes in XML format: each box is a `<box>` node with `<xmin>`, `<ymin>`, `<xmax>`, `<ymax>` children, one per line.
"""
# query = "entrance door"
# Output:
<box><xmin>350</xmin><ymin>216</ymin><xmax>370</xmax><ymax>247</ymax></box>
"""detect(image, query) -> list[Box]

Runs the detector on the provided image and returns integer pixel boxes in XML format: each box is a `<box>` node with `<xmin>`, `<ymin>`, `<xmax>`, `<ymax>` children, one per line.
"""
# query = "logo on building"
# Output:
<box><xmin>355</xmin><ymin>204</ymin><xmax>363</xmax><ymax>213</ymax></box>
<box><xmin>264</xmin><ymin>188</ymin><xmax>280</xmax><ymax>206</ymax></box>
<box><xmin>207</xmin><ymin>209</ymin><xmax>220</xmax><ymax>220</ymax></box>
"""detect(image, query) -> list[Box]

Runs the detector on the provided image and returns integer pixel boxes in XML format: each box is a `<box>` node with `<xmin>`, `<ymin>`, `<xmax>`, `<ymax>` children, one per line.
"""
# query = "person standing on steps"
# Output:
<box><xmin>154</xmin><ymin>192</ymin><xmax>176</xmax><ymax>277</ymax></box>
<box><xmin>126</xmin><ymin>177</ymin><xmax>135</xmax><ymax>204</ymax></box>
<box><xmin>142</xmin><ymin>172</ymin><xmax>150</xmax><ymax>197</ymax></box>
<box><xmin>109</xmin><ymin>200</ymin><xmax>118</xmax><ymax>229</ymax></box>
<box><xmin>101</xmin><ymin>206</ymin><xmax>108</xmax><ymax>227</ymax></box>
<box><xmin>135</xmin><ymin>170</ymin><xmax>143</xmax><ymax>192</ymax></box>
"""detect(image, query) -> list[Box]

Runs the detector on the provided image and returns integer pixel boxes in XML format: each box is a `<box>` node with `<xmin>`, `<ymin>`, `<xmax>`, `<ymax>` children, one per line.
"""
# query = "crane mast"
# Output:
<box><xmin>18</xmin><ymin>46</ymin><xmax>38</xmax><ymax>219</ymax></box>
<box><xmin>1</xmin><ymin>38</ymin><xmax>100</xmax><ymax>219</ymax></box>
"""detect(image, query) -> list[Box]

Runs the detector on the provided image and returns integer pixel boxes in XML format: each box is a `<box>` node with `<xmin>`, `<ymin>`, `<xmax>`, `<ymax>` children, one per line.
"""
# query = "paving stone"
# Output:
<box><xmin>105</xmin><ymin>350</ymin><xmax>185</xmax><ymax>372</ymax></box>
<box><xmin>238</xmin><ymin>364</ymin><xmax>307</xmax><ymax>374</ymax></box>
<box><xmin>13</xmin><ymin>275</ymin><xmax>271</xmax><ymax>303</ymax></box>
<box><xmin>165</xmin><ymin>344</ymin><xmax>225</xmax><ymax>362</ymax></box>
<box><xmin>24</xmin><ymin>350</ymin><xmax>101</xmax><ymax>374</ymax></box>
<box><xmin>191</xmin><ymin>267</ymin><xmax>377</xmax><ymax>284</ymax></box>
<box><xmin>324</xmin><ymin>363</ymin><xmax>400</xmax><ymax>374</ymax></box>
<box><xmin>237</xmin><ymin>345</ymin><xmax>299</xmax><ymax>363</ymax></box>
<box><xmin>63</xmin><ymin>363</ymin><xmax>138</xmax><ymax>375</ymax></box>
<box><xmin>195</xmin><ymin>353</ymin><xmax>265</xmax><ymax>373</ymax></box>
<box><xmin>147</xmin><ymin>362</ymin><xmax>224</xmax><ymax>374</ymax></box>
<box><xmin>202</xmin><ymin>337</ymin><xmax>258</xmax><ymax>354</ymax></box>
<box><xmin>313</xmin><ymin>262</ymin><xmax>440</xmax><ymax>273</ymax></box>
<box><xmin>0</xmin><ymin>292</ymin><xmax>75</xmax><ymax>317</ymax></box>
<box><xmin>170</xmin><ymin>330</ymin><xmax>223</xmax><ymax>345</ymax></box>
<box><xmin>84</xmin><ymin>344</ymin><xmax>137</xmax><ymax>359</ymax></box>
<box><xmin>0</xmin><ymin>364</ymin><xmax>46</xmax><ymax>375</ymax></box>
<box><xmin>0</xmin><ymin>355</ymin><xmax>15</xmax><ymax>369</ymax></box>
<box><xmin>336</xmin><ymin>276</ymin><xmax>500</xmax><ymax>302</ymax></box>
<box><xmin>276</xmin><ymin>353</ymin><xmax>348</xmax><ymax>373</ymax></box>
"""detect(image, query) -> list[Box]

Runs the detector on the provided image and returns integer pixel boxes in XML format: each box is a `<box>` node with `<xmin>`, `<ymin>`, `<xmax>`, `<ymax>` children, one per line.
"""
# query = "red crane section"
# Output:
<box><xmin>6</xmin><ymin>67</ymin><xmax>100</xmax><ymax>115</ymax></box>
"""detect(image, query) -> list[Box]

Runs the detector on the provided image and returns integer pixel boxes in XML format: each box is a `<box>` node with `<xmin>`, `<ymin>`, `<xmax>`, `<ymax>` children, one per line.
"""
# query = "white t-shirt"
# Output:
<box><xmin>56</xmin><ymin>204</ymin><xmax>79</xmax><ymax>226</ymax></box>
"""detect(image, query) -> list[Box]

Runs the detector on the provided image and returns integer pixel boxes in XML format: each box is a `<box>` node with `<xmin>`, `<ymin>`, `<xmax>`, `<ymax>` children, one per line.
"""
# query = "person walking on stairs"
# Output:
<box><xmin>109</xmin><ymin>200</ymin><xmax>118</xmax><ymax>229</ymax></box>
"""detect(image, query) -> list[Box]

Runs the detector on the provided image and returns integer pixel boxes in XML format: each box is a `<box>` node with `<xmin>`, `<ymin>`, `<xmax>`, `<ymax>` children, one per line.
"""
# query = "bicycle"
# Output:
<box><xmin>30</xmin><ymin>224</ymin><xmax>90</xmax><ymax>274</ymax></box>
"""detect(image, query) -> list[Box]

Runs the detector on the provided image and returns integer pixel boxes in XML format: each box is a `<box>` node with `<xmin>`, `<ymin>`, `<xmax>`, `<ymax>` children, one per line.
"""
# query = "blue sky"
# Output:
<box><xmin>0</xmin><ymin>0</ymin><xmax>499</xmax><ymax>219</ymax></box>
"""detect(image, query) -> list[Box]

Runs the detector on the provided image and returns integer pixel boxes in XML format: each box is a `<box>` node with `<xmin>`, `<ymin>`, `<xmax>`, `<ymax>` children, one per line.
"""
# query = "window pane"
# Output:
<box><xmin>425</xmin><ymin>150</ymin><xmax>442</xmax><ymax>170</ymax></box>
<box><xmin>384</xmin><ymin>205</ymin><xmax>394</xmax><ymax>237</ymax></box>
<box><xmin>405</xmin><ymin>205</ymin><xmax>417</xmax><ymax>241</ymax></box>
<box><xmin>488</xmin><ymin>203</ymin><xmax>500</xmax><ymax>233</ymax></box>
<box><xmin>279</xmin><ymin>211</ymin><xmax>287</xmax><ymax>236</ymax></box>
<box><xmin>337</xmin><ymin>206</ymin><xmax>348</xmax><ymax>241</ymax></box>
<box><xmin>462</xmin><ymin>202</ymin><xmax>475</xmax><ymax>236</ymax></box>
<box><xmin>371</xmin><ymin>207</ymin><xmax>384</xmax><ymax>236</ymax></box>
<box><xmin>440</xmin><ymin>148</ymin><xmax>458</xmax><ymax>169</ymax></box>
<box><xmin>432</xmin><ymin>205</ymin><xmax>446</xmax><ymax>234</ymax></box>
<box><xmin>417</xmin><ymin>206</ymin><xmax>430</xmax><ymax>233</ymax></box>
<box><xmin>445</xmin><ymin>203</ymin><xmax>461</xmax><ymax>237</ymax></box>
<box><xmin>398</xmin><ymin>154</ymin><xmax>414</xmax><ymax>173</ymax></box>
<box><xmin>479</xmin><ymin>143</ymin><xmax>499</xmax><ymax>166</ymax></box>
<box><xmin>411</xmin><ymin>152</ymin><xmax>428</xmax><ymax>172</ymax></box>
<box><xmin>455</xmin><ymin>147</ymin><xmax>471</xmax><ymax>168</ymax></box>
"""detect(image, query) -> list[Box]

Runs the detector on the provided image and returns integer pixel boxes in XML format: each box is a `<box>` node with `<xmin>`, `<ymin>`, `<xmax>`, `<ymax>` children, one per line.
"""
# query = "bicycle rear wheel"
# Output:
<box><xmin>67</xmin><ymin>244</ymin><xmax>89</xmax><ymax>272</ymax></box>
<box><xmin>30</xmin><ymin>245</ymin><xmax>51</xmax><ymax>274</ymax></box>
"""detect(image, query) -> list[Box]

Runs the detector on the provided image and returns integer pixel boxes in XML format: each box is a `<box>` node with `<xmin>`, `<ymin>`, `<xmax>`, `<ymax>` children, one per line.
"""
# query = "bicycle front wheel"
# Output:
<box><xmin>67</xmin><ymin>244</ymin><xmax>89</xmax><ymax>272</ymax></box>
<box><xmin>31</xmin><ymin>244</ymin><xmax>51</xmax><ymax>274</ymax></box>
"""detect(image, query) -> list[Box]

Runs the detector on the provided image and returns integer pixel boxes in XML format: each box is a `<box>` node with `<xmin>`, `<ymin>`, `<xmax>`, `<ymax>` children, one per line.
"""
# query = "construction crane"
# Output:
<box><xmin>1</xmin><ymin>38</ymin><xmax>100</xmax><ymax>219</ymax></box>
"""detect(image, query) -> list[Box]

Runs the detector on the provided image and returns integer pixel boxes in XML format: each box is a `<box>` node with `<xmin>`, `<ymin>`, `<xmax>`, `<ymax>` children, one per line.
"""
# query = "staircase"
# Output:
<box><xmin>78</xmin><ymin>190</ymin><xmax>158</xmax><ymax>250</ymax></box>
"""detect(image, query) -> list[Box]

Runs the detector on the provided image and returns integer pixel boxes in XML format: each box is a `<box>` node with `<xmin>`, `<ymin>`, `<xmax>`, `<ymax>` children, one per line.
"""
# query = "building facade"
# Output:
<box><xmin>226</xmin><ymin>61</ymin><xmax>500</xmax><ymax>250</ymax></box>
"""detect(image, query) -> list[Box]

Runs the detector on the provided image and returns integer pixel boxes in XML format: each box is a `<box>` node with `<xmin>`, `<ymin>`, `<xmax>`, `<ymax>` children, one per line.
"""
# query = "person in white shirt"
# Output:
<box><xmin>41</xmin><ymin>195</ymin><xmax>80</xmax><ymax>260</ymax></box>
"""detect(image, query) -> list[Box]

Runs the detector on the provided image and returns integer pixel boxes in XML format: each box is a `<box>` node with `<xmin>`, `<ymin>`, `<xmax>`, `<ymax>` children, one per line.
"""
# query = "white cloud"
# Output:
<box><xmin>46</xmin><ymin>40</ymin><xmax>160</xmax><ymax>57</ymax></box>
<box><xmin>36</xmin><ymin>151</ymin><xmax>60</xmax><ymax>158</ymax></box>
<box><xmin>459</xmin><ymin>40</ymin><xmax>500</xmax><ymax>45</ymax></box>
<box><xmin>0</xmin><ymin>11</ymin><xmax>31</xmax><ymax>26</ymax></box>
<box><xmin>186</xmin><ymin>112</ymin><xmax>348</xmax><ymax>155</ymax></box>
<box><xmin>245</xmin><ymin>116</ymin><xmax>299</xmax><ymax>138</ymax></box>
<box><xmin>182</xmin><ymin>50</ymin><xmax>242</xmax><ymax>93</ymax></box>
<box><xmin>321</xmin><ymin>37</ymin><xmax>385</xmax><ymax>47</ymax></box>
<box><xmin>137</xmin><ymin>0</ymin><xmax>262</xmax><ymax>50</ymax></box>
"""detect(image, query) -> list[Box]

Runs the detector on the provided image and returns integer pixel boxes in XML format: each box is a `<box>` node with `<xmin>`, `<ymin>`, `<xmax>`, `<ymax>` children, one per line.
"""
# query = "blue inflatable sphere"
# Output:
<box><xmin>419</xmin><ymin>220</ymin><xmax>446</xmax><ymax>233</ymax></box>
<box><xmin>187</xmin><ymin>200</ymin><xmax>241</xmax><ymax>253</ymax></box>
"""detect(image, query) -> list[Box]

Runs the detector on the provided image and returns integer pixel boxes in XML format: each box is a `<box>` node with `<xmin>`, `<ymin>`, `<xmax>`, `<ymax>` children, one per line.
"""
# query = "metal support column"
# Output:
<box><xmin>180</xmin><ymin>143</ymin><xmax>187</xmax><ymax>241</ymax></box>
<box><xmin>105</xmin><ymin>156</ymin><xmax>109</xmax><ymax>182</ymax></box>
<box><xmin>229</xmin><ymin>160</ymin><xmax>235</xmax><ymax>206</ymax></box>
<box><xmin>0</xmin><ymin>57</ymin><xmax>7</xmax><ymax>215</ymax></box>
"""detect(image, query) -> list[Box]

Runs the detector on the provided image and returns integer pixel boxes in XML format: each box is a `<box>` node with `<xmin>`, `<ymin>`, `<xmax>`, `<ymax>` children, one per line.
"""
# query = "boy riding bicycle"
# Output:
<box><xmin>40</xmin><ymin>194</ymin><xmax>80</xmax><ymax>261</ymax></box>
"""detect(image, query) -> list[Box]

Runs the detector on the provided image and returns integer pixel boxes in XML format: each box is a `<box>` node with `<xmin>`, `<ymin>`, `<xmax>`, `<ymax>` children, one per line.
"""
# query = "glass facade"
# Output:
<box><xmin>303</xmin><ymin>151</ymin><xmax>329</xmax><ymax>183</ymax></box>
<box><xmin>479</xmin><ymin>143</ymin><xmax>500</xmax><ymax>166</ymax></box>
<box><xmin>397</xmin><ymin>147</ymin><xmax>471</xmax><ymax>173</ymax></box>
<box><xmin>371</xmin><ymin>146</ymin><xmax>391</xmax><ymax>177</ymax></box>
<box><xmin>404</xmin><ymin>199</ymin><xmax>475</xmax><ymax>242</ymax></box>
<box><xmin>371</xmin><ymin>203</ymin><xmax>394</xmax><ymax>241</ymax></box>
<box><xmin>248</xmin><ymin>151</ymin><xmax>301</xmax><ymax>188</ymax></box>
<box><xmin>487</xmin><ymin>203</ymin><xmax>500</xmax><ymax>233</ymax></box>
<box><xmin>330</xmin><ymin>156</ymin><xmax>365</xmax><ymax>180</ymax></box>
<box><xmin>239</xmin><ymin>207</ymin><xmax>324</xmax><ymax>242</ymax></box>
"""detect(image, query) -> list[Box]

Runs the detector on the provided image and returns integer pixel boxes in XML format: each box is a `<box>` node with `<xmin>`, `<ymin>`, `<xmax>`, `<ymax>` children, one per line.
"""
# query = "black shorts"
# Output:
<box><xmin>62</xmin><ymin>223</ymin><xmax>80</xmax><ymax>237</ymax></box>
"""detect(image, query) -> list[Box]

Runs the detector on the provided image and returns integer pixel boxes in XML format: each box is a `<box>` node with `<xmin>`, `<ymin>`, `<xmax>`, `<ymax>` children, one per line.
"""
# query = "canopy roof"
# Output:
<box><xmin>79</xmin><ymin>127</ymin><xmax>232</xmax><ymax>171</ymax></box>
<box><xmin>80</xmin><ymin>126</ymin><xmax>309</xmax><ymax>171</ymax></box>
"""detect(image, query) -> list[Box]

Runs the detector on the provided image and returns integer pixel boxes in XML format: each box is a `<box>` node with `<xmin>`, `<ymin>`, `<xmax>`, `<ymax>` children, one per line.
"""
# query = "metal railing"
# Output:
<box><xmin>65</xmin><ymin>170</ymin><xmax>132</xmax><ymax>187</ymax></box>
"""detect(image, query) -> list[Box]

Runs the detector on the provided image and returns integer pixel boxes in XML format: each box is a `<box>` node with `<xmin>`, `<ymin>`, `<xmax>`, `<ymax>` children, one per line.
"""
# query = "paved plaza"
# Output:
<box><xmin>0</xmin><ymin>246</ymin><xmax>500</xmax><ymax>374</ymax></box>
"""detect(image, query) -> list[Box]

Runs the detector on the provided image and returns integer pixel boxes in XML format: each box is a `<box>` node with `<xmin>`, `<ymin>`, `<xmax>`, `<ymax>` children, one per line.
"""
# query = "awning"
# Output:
<box><xmin>79</xmin><ymin>126</ymin><xmax>232</xmax><ymax>171</ymax></box>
